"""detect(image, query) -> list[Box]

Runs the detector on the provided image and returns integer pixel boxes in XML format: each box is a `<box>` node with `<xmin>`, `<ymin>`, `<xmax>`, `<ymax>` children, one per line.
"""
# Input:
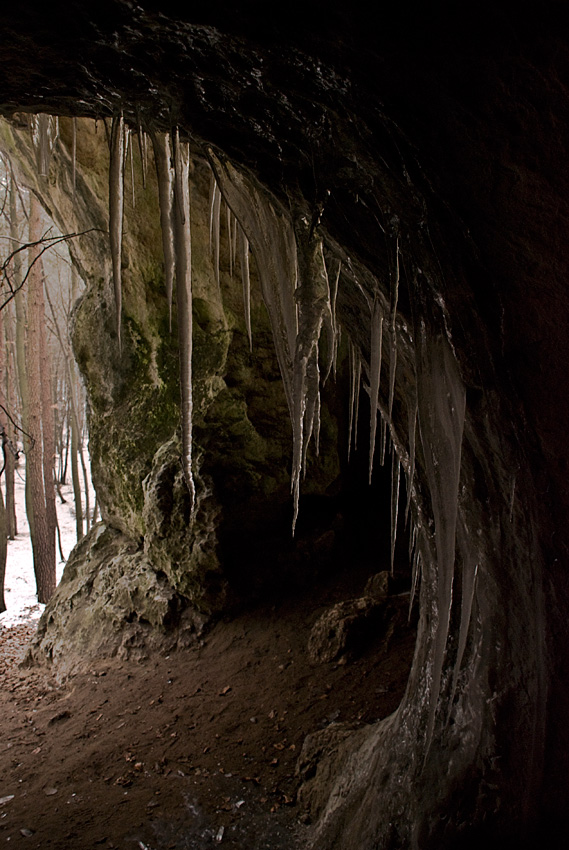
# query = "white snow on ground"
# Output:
<box><xmin>0</xmin><ymin>457</ymin><xmax>95</xmax><ymax>628</ymax></box>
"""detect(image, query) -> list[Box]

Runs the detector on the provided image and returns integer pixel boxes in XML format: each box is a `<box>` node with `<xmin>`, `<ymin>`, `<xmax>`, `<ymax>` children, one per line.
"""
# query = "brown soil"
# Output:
<box><xmin>0</xmin><ymin>571</ymin><xmax>415</xmax><ymax>850</ymax></box>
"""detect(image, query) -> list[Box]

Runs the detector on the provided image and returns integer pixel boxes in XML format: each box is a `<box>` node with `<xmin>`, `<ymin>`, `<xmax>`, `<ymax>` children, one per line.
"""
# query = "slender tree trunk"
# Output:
<box><xmin>0</xmin><ymin>310</ymin><xmax>9</xmax><ymax>614</ymax></box>
<box><xmin>70</xmin><ymin>405</ymin><xmax>83</xmax><ymax>540</ymax></box>
<box><xmin>11</xmin><ymin>179</ymin><xmax>34</xmax><ymax>543</ymax></box>
<box><xmin>39</xmin><ymin>272</ymin><xmax>57</xmax><ymax>558</ymax></box>
<box><xmin>0</xmin><ymin>487</ymin><xmax>6</xmax><ymax>614</ymax></box>
<box><xmin>4</xmin><ymin>307</ymin><xmax>18</xmax><ymax>539</ymax></box>
<box><xmin>27</xmin><ymin>194</ymin><xmax>56</xmax><ymax>603</ymax></box>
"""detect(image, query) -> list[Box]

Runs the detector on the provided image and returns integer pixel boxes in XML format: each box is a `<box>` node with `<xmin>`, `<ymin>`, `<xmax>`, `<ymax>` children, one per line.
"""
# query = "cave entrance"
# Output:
<box><xmin>218</xmin><ymin>344</ymin><xmax>414</xmax><ymax>614</ymax></box>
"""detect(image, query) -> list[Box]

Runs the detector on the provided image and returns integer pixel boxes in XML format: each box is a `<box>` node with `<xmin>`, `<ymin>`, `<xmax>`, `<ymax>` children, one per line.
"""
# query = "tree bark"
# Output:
<box><xmin>0</xmin><ymin>309</ymin><xmax>9</xmax><ymax>614</ymax></box>
<box><xmin>26</xmin><ymin>193</ymin><xmax>56</xmax><ymax>603</ymax></box>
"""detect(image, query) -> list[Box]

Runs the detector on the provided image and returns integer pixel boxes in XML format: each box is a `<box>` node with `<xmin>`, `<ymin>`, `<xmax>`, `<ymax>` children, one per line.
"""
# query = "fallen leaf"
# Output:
<box><xmin>20</xmin><ymin>828</ymin><xmax>35</xmax><ymax>838</ymax></box>
<box><xmin>0</xmin><ymin>796</ymin><xmax>14</xmax><ymax>806</ymax></box>
<box><xmin>220</xmin><ymin>686</ymin><xmax>232</xmax><ymax>696</ymax></box>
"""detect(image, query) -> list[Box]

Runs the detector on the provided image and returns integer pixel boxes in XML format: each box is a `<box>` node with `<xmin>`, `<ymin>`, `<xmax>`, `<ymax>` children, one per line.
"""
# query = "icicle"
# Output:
<box><xmin>208</xmin><ymin>150</ymin><xmax>332</xmax><ymax>532</ymax></box>
<box><xmin>208</xmin><ymin>171</ymin><xmax>217</xmax><ymax>248</ymax></box>
<box><xmin>30</xmin><ymin>113</ymin><xmax>59</xmax><ymax>177</ymax></box>
<box><xmin>207</xmin><ymin>150</ymin><xmax>297</xmax><ymax>416</ymax></box>
<box><xmin>227</xmin><ymin>205</ymin><xmax>234</xmax><ymax>278</ymax></box>
<box><xmin>409</xmin><ymin>517</ymin><xmax>417</xmax><ymax>562</ymax></box>
<box><xmin>409</xmin><ymin>545</ymin><xmax>422</xmax><ymax>622</ymax></box>
<box><xmin>416</xmin><ymin>325</ymin><xmax>467</xmax><ymax>756</ymax></box>
<box><xmin>239</xmin><ymin>226</ymin><xmax>253</xmax><ymax>352</ymax></box>
<box><xmin>405</xmin><ymin>396</ymin><xmax>418</xmax><ymax>526</ymax></box>
<box><xmin>232</xmin><ymin>215</ymin><xmax>238</xmax><ymax>280</ymax></box>
<box><xmin>387</xmin><ymin>239</ymin><xmax>400</xmax><ymax>422</ymax></box>
<box><xmin>330</xmin><ymin>260</ymin><xmax>341</xmax><ymax>378</ymax></box>
<box><xmin>171</xmin><ymin>129</ymin><xmax>195</xmax><ymax>509</ymax></box>
<box><xmin>347</xmin><ymin>340</ymin><xmax>362</xmax><ymax>462</ymax></box>
<box><xmin>368</xmin><ymin>296</ymin><xmax>383</xmax><ymax>483</ymax></box>
<box><xmin>137</xmin><ymin>128</ymin><xmax>148</xmax><ymax>190</ymax></box>
<box><xmin>302</xmin><ymin>349</ymin><xmax>321</xmax><ymax>475</ymax></box>
<box><xmin>71</xmin><ymin>117</ymin><xmax>77</xmax><ymax>194</ymax></box>
<box><xmin>380</xmin><ymin>415</ymin><xmax>388</xmax><ymax>466</ymax></box>
<box><xmin>290</xmin><ymin>223</ymin><xmax>330</xmax><ymax>533</ymax></box>
<box><xmin>212</xmin><ymin>183</ymin><xmax>222</xmax><ymax>290</ymax></box>
<box><xmin>319</xmin><ymin>255</ymin><xmax>335</xmax><ymax>386</ymax></box>
<box><xmin>150</xmin><ymin>129</ymin><xmax>175</xmax><ymax>332</ymax></box>
<box><xmin>387</xmin><ymin>326</ymin><xmax>398</xmax><ymax>422</ymax></box>
<box><xmin>390</xmin><ymin>452</ymin><xmax>400</xmax><ymax>576</ymax></box>
<box><xmin>449</xmin><ymin>518</ymin><xmax>479</xmax><ymax>710</ymax></box>
<box><xmin>109</xmin><ymin>113</ymin><xmax>126</xmax><ymax>350</ymax></box>
<box><xmin>126</xmin><ymin>129</ymin><xmax>136</xmax><ymax>207</ymax></box>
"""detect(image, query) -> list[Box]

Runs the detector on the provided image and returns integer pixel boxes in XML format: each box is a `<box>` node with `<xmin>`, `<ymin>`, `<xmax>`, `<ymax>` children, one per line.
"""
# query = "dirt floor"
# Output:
<box><xmin>0</xmin><ymin>568</ymin><xmax>415</xmax><ymax>850</ymax></box>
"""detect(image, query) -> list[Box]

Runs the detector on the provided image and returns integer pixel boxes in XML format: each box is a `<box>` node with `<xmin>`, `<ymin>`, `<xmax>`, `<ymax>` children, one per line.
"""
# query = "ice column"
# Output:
<box><xmin>109</xmin><ymin>113</ymin><xmax>126</xmax><ymax>350</ymax></box>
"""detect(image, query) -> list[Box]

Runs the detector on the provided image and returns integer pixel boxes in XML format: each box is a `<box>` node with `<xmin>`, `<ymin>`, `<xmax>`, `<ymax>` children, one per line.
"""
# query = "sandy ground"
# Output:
<box><xmin>0</xmin><ymin>460</ymin><xmax>415</xmax><ymax>849</ymax></box>
<box><xmin>0</xmin><ymin>568</ymin><xmax>415</xmax><ymax>849</ymax></box>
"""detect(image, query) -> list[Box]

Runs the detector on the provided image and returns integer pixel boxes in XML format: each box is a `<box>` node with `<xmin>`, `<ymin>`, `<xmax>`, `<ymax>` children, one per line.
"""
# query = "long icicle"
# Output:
<box><xmin>449</xmin><ymin>517</ymin><xmax>479</xmax><ymax>712</ymax></box>
<box><xmin>150</xmin><ymin>129</ymin><xmax>176</xmax><ymax>332</ymax></box>
<box><xmin>208</xmin><ymin>170</ymin><xmax>216</xmax><ymax>249</ymax></box>
<box><xmin>126</xmin><ymin>129</ymin><xmax>136</xmax><ymax>207</ymax></box>
<box><xmin>405</xmin><ymin>395</ymin><xmax>418</xmax><ymax>526</ymax></box>
<box><xmin>212</xmin><ymin>183</ymin><xmax>222</xmax><ymax>291</ymax></box>
<box><xmin>330</xmin><ymin>260</ymin><xmax>341</xmax><ymax>378</ymax></box>
<box><xmin>368</xmin><ymin>295</ymin><xmax>383</xmax><ymax>483</ymax></box>
<box><xmin>417</xmin><ymin>328</ymin><xmax>466</xmax><ymax>758</ymax></box>
<box><xmin>109</xmin><ymin>113</ymin><xmax>126</xmax><ymax>351</ymax></box>
<box><xmin>137</xmin><ymin>127</ymin><xmax>148</xmax><ymax>190</ymax></box>
<box><xmin>347</xmin><ymin>340</ymin><xmax>361</xmax><ymax>462</ymax></box>
<box><xmin>388</xmin><ymin>238</ymin><xmax>400</xmax><ymax>420</ymax></box>
<box><xmin>172</xmin><ymin>129</ymin><xmax>195</xmax><ymax>509</ymax></box>
<box><xmin>390</xmin><ymin>450</ymin><xmax>401</xmax><ymax>576</ymax></box>
<box><xmin>227</xmin><ymin>205</ymin><xmax>234</xmax><ymax>278</ymax></box>
<box><xmin>239</xmin><ymin>226</ymin><xmax>253</xmax><ymax>352</ymax></box>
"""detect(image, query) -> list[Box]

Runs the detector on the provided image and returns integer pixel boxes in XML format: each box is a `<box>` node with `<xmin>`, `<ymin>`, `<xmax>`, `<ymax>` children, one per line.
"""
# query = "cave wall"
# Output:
<box><xmin>1</xmin><ymin>3</ymin><xmax>569</xmax><ymax>847</ymax></box>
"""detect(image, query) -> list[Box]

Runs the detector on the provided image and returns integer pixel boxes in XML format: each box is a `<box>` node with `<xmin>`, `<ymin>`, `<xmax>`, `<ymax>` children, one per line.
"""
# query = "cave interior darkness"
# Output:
<box><xmin>2</xmin><ymin>3</ymin><xmax>569</xmax><ymax>849</ymax></box>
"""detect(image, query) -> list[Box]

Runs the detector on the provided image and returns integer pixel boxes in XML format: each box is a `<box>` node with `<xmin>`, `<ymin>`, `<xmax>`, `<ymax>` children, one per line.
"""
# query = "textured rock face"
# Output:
<box><xmin>1</xmin><ymin>4</ymin><xmax>569</xmax><ymax>848</ymax></box>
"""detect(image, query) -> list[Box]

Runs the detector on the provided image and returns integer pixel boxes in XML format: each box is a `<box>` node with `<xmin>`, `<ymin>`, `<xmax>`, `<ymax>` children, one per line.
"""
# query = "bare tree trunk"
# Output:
<box><xmin>0</xmin><ymin>487</ymin><xmax>7</xmax><ymax>614</ymax></box>
<box><xmin>0</xmin><ymin>310</ymin><xmax>9</xmax><ymax>613</ymax></box>
<box><xmin>70</xmin><ymin>404</ymin><xmax>83</xmax><ymax>540</ymax></box>
<box><xmin>4</xmin><ymin>306</ymin><xmax>18</xmax><ymax>539</ymax></box>
<box><xmin>11</xmin><ymin>179</ymin><xmax>33</xmax><ymax>543</ymax></box>
<box><xmin>27</xmin><ymin>194</ymin><xmax>56</xmax><ymax>603</ymax></box>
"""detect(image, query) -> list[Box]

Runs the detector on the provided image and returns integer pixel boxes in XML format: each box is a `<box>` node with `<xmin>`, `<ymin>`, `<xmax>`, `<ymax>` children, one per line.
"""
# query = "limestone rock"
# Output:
<box><xmin>364</xmin><ymin>570</ymin><xmax>391</xmax><ymax>600</ymax></box>
<box><xmin>296</xmin><ymin>721</ymin><xmax>372</xmax><ymax>823</ymax></box>
<box><xmin>307</xmin><ymin>596</ymin><xmax>387</xmax><ymax>665</ymax></box>
<box><xmin>26</xmin><ymin>524</ymin><xmax>207</xmax><ymax>679</ymax></box>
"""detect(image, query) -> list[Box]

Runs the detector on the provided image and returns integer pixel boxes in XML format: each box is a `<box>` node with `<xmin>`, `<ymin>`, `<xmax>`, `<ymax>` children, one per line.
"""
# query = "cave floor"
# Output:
<box><xmin>0</xmin><ymin>569</ymin><xmax>415</xmax><ymax>850</ymax></box>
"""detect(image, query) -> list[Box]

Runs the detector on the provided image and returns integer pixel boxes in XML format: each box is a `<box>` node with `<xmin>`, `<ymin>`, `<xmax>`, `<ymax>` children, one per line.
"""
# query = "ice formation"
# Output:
<box><xmin>29</xmin><ymin>114</ymin><xmax>59</xmax><ymax>178</ymax></box>
<box><xmin>211</xmin><ymin>180</ymin><xmax>222</xmax><ymax>291</ymax></box>
<box><xmin>150</xmin><ymin>130</ymin><xmax>176</xmax><ymax>331</ymax></box>
<box><xmin>414</xmin><ymin>318</ymin><xmax>466</xmax><ymax>751</ymax></box>
<box><xmin>239</xmin><ymin>226</ymin><xmax>253</xmax><ymax>351</ymax></box>
<box><xmin>347</xmin><ymin>340</ymin><xmax>362</xmax><ymax>461</ymax></box>
<box><xmin>368</xmin><ymin>295</ymin><xmax>384</xmax><ymax>483</ymax></box>
<box><xmin>390</xmin><ymin>450</ymin><xmax>400</xmax><ymax>575</ymax></box>
<box><xmin>109</xmin><ymin>113</ymin><xmax>126</xmax><ymax>350</ymax></box>
<box><xmin>171</xmin><ymin>130</ymin><xmax>195</xmax><ymax>508</ymax></box>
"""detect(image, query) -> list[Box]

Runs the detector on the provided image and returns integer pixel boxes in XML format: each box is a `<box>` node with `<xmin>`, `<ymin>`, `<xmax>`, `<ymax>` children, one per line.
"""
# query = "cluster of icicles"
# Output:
<box><xmin>30</xmin><ymin>113</ymin><xmax>476</xmax><ymax>753</ymax></box>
